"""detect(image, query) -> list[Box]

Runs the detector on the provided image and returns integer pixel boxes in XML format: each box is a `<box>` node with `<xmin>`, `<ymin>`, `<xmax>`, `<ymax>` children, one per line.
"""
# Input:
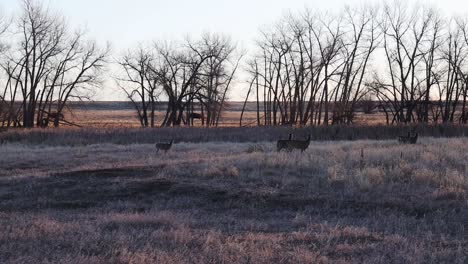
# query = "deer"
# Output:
<box><xmin>398</xmin><ymin>130</ymin><xmax>418</xmax><ymax>144</ymax></box>
<box><xmin>277</xmin><ymin>134</ymin><xmax>311</xmax><ymax>152</ymax></box>
<box><xmin>156</xmin><ymin>139</ymin><xmax>174</xmax><ymax>153</ymax></box>
<box><xmin>189</xmin><ymin>113</ymin><xmax>203</xmax><ymax>120</ymax></box>
<box><xmin>276</xmin><ymin>133</ymin><xmax>293</xmax><ymax>151</ymax></box>
<box><xmin>39</xmin><ymin>112</ymin><xmax>65</xmax><ymax>128</ymax></box>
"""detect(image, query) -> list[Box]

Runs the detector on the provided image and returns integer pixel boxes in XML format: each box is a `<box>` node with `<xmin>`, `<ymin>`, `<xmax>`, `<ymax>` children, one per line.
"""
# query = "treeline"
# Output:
<box><xmin>0</xmin><ymin>0</ymin><xmax>240</xmax><ymax>128</ymax></box>
<box><xmin>242</xmin><ymin>2</ymin><xmax>468</xmax><ymax>126</ymax></box>
<box><xmin>2</xmin><ymin>1</ymin><xmax>468</xmax><ymax>129</ymax></box>
<box><xmin>0</xmin><ymin>0</ymin><xmax>109</xmax><ymax>128</ymax></box>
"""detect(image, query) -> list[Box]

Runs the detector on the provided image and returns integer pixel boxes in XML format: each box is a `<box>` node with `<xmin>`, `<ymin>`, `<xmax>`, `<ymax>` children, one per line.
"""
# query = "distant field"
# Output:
<box><xmin>62</xmin><ymin>101</ymin><xmax>388</xmax><ymax>128</ymax></box>
<box><xmin>0</xmin><ymin>138</ymin><xmax>467</xmax><ymax>263</ymax></box>
<box><xmin>64</xmin><ymin>101</ymin><xmax>250</xmax><ymax>128</ymax></box>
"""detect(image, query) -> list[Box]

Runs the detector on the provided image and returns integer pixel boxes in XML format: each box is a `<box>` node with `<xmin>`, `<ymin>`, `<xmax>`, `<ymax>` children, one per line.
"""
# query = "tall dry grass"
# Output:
<box><xmin>0</xmin><ymin>138</ymin><xmax>467</xmax><ymax>263</ymax></box>
<box><xmin>0</xmin><ymin>124</ymin><xmax>467</xmax><ymax>146</ymax></box>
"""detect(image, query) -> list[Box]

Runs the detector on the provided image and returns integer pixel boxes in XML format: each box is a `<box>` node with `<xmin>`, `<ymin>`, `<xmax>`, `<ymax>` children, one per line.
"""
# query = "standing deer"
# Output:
<box><xmin>189</xmin><ymin>113</ymin><xmax>203</xmax><ymax>120</ymax></box>
<box><xmin>39</xmin><ymin>112</ymin><xmax>65</xmax><ymax>128</ymax></box>
<box><xmin>398</xmin><ymin>130</ymin><xmax>418</xmax><ymax>144</ymax></box>
<box><xmin>277</xmin><ymin>134</ymin><xmax>292</xmax><ymax>151</ymax></box>
<box><xmin>277</xmin><ymin>135</ymin><xmax>311</xmax><ymax>152</ymax></box>
<box><xmin>156</xmin><ymin>139</ymin><xmax>174</xmax><ymax>153</ymax></box>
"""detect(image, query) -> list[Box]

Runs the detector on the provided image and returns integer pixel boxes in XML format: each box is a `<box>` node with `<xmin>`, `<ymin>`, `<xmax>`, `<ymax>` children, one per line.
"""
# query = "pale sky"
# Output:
<box><xmin>1</xmin><ymin>0</ymin><xmax>468</xmax><ymax>100</ymax></box>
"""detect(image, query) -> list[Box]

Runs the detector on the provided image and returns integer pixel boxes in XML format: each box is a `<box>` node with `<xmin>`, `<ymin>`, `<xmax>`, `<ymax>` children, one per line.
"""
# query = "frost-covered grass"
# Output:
<box><xmin>0</xmin><ymin>138</ymin><xmax>467</xmax><ymax>263</ymax></box>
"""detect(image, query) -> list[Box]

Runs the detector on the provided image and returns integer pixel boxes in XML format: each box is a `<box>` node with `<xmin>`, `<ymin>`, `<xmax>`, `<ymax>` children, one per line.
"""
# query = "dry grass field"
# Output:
<box><xmin>61</xmin><ymin>102</ymin><xmax>388</xmax><ymax>128</ymax></box>
<box><xmin>63</xmin><ymin>102</ymin><xmax>252</xmax><ymax>128</ymax></box>
<box><xmin>0</xmin><ymin>135</ymin><xmax>467</xmax><ymax>263</ymax></box>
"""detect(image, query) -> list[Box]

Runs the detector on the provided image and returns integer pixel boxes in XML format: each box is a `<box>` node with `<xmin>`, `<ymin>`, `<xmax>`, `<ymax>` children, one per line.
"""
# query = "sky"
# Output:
<box><xmin>1</xmin><ymin>0</ymin><xmax>468</xmax><ymax>100</ymax></box>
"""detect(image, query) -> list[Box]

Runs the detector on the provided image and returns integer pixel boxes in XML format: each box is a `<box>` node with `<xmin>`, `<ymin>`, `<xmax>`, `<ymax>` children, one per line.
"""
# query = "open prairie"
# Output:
<box><xmin>3</xmin><ymin>0</ymin><xmax>468</xmax><ymax>263</ymax></box>
<box><xmin>0</xmin><ymin>133</ymin><xmax>467</xmax><ymax>263</ymax></box>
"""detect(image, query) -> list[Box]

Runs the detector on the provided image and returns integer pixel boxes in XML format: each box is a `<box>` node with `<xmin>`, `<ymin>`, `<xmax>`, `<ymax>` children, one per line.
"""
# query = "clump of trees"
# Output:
<box><xmin>0</xmin><ymin>0</ymin><xmax>109</xmax><ymax>128</ymax></box>
<box><xmin>117</xmin><ymin>34</ymin><xmax>241</xmax><ymax>127</ymax></box>
<box><xmin>243</xmin><ymin>1</ymin><xmax>468</xmax><ymax>126</ymax></box>
<box><xmin>3</xmin><ymin>0</ymin><xmax>468</xmax><ymax>129</ymax></box>
<box><xmin>370</xmin><ymin>2</ymin><xmax>468</xmax><ymax>124</ymax></box>
<box><xmin>243</xmin><ymin>6</ymin><xmax>379</xmax><ymax>126</ymax></box>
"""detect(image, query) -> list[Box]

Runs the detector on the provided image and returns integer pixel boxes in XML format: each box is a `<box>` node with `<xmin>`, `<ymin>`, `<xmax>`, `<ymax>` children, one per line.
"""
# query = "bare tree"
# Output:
<box><xmin>372</xmin><ymin>2</ymin><xmax>439</xmax><ymax>124</ymax></box>
<box><xmin>245</xmin><ymin>1</ymin><xmax>468</xmax><ymax>127</ymax></box>
<box><xmin>246</xmin><ymin>8</ymin><xmax>369</xmax><ymax>127</ymax></box>
<box><xmin>40</xmin><ymin>34</ymin><xmax>109</xmax><ymax>127</ymax></box>
<box><xmin>155</xmin><ymin>39</ymin><xmax>216</xmax><ymax>127</ymax></box>
<box><xmin>436</xmin><ymin>19</ymin><xmax>467</xmax><ymax>123</ymax></box>
<box><xmin>194</xmin><ymin>34</ymin><xmax>239</xmax><ymax>127</ymax></box>
<box><xmin>118</xmin><ymin>34</ymin><xmax>238</xmax><ymax>127</ymax></box>
<box><xmin>1</xmin><ymin>0</ymin><xmax>108</xmax><ymax>128</ymax></box>
<box><xmin>117</xmin><ymin>46</ymin><xmax>158</xmax><ymax>128</ymax></box>
<box><xmin>330</xmin><ymin>5</ymin><xmax>379</xmax><ymax>125</ymax></box>
<box><xmin>0</xmin><ymin>11</ymin><xmax>11</xmax><ymax>127</ymax></box>
<box><xmin>459</xmin><ymin>18</ymin><xmax>468</xmax><ymax>124</ymax></box>
<box><xmin>0</xmin><ymin>10</ymin><xmax>8</xmax><ymax>54</ymax></box>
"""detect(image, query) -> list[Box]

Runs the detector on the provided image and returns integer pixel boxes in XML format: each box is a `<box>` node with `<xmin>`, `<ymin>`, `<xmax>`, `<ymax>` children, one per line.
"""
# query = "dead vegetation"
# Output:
<box><xmin>0</xmin><ymin>125</ymin><xmax>468</xmax><ymax>146</ymax></box>
<box><xmin>0</xmin><ymin>138</ymin><xmax>467</xmax><ymax>263</ymax></box>
<box><xmin>156</xmin><ymin>139</ymin><xmax>174</xmax><ymax>153</ymax></box>
<box><xmin>277</xmin><ymin>134</ymin><xmax>311</xmax><ymax>152</ymax></box>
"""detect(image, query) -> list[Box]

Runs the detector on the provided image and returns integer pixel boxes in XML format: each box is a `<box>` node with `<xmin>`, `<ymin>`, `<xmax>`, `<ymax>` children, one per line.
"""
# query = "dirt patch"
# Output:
<box><xmin>2</xmin><ymin>168</ymin><xmax>466</xmax><ymax>225</ymax></box>
<box><xmin>0</xmin><ymin>167</ymin><xmax>172</xmax><ymax>211</ymax></box>
<box><xmin>52</xmin><ymin>166</ymin><xmax>162</xmax><ymax>179</ymax></box>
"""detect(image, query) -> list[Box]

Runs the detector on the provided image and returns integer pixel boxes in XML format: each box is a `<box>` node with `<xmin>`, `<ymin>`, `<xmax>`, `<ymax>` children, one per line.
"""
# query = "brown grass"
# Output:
<box><xmin>0</xmin><ymin>137</ymin><xmax>467</xmax><ymax>263</ymax></box>
<box><xmin>67</xmin><ymin>109</ymin><xmax>251</xmax><ymax>128</ymax></box>
<box><xmin>1</xmin><ymin>124</ymin><xmax>468</xmax><ymax>146</ymax></box>
<box><xmin>62</xmin><ymin>104</ymin><xmax>403</xmax><ymax>128</ymax></box>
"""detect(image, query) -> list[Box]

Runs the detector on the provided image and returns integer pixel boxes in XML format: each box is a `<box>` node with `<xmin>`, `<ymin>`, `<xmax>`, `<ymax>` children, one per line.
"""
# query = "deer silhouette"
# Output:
<box><xmin>277</xmin><ymin>134</ymin><xmax>311</xmax><ymax>152</ymax></box>
<box><xmin>277</xmin><ymin>134</ymin><xmax>292</xmax><ymax>151</ymax></box>
<box><xmin>156</xmin><ymin>139</ymin><xmax>174</xmax><ymax>153</ymax></box>
<box><xmin>398</xmin><ymin>130</ymin><xmax>418</xmax><ymax>144</ymax></box>
<box><xmin>39</xmin><ymin>112</ymin><xmax>65</xmax><ymax>128</ymax></box>
<box><xmin>189</xmin><ymin>113</ymin><xmax>203</xmax><ymax>120</ymax></box>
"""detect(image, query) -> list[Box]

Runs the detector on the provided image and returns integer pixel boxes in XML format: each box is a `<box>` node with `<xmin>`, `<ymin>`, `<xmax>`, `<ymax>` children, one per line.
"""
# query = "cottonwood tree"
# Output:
<box><xmin>159</xmin><ymin>35</ymin><xmax>239</xmax><ymax>127</ymax></box>
<box><xmin>244</xmin><ymin>19</ymin><xmax>298</xmax><ymax>126</ymax></box>
<box><xmin>1</xmin><ymin>0</ymin><xmax>108</xmax><ymax>128</ymax></box>
<box><xmin>244</xmin><ymin>6</ymin><xmax>378</xmax><ymax>127</ymax></box>
<box><xmin>0</xmin><ymin>11</ymin><xmax>7</xmax><ymax>53</ymax></box>
<box><xmin>117</xmin><ymin>46</ymin><xmax>158</xmax><ymax>128</ymax></box>
<box><xmin>370</xmin><ymin>1</ymin><xmax>468</xmax><ymax>125</ymax></box>
<box><xmin>436</xmin><ymin>19</ymin><xmax>467</xmax><ymax>123</ymax></box>
<box><xmin>190</xmin><ymin>34</ymin><xmax>239</xmax><ymax>127</ymax></box>
<box><xmin>0</xmin><ymin>11</ymin><xmax>11</xmax><ymax>127</ymax></box>
<box><xmin>369</xmin><ymin>2</ymin><xmax>468</xmax><ymax>125</ymax></box>
<box><xmin>155</xmin><ymin>39</ymin><xmax>216</xmax><ymax>127</ymax></box>
<box><xmin>118</xmin><ymin>34</ymin><xmax>239</xmax><ymax>127</ymax></box>
<box><xmin>330</xmin><ymin>6</ymin><xmax>379</xmax><ymax>125</ymax></box>
<box><xmin>459</xmin><ymin>18</ymin><xmax>468</xmax><ymax>124</ymax></box>
<box><xmin>245</xmin><ymin>1</ymin><xmax>468</xmax><ymax>127</ymax></box>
